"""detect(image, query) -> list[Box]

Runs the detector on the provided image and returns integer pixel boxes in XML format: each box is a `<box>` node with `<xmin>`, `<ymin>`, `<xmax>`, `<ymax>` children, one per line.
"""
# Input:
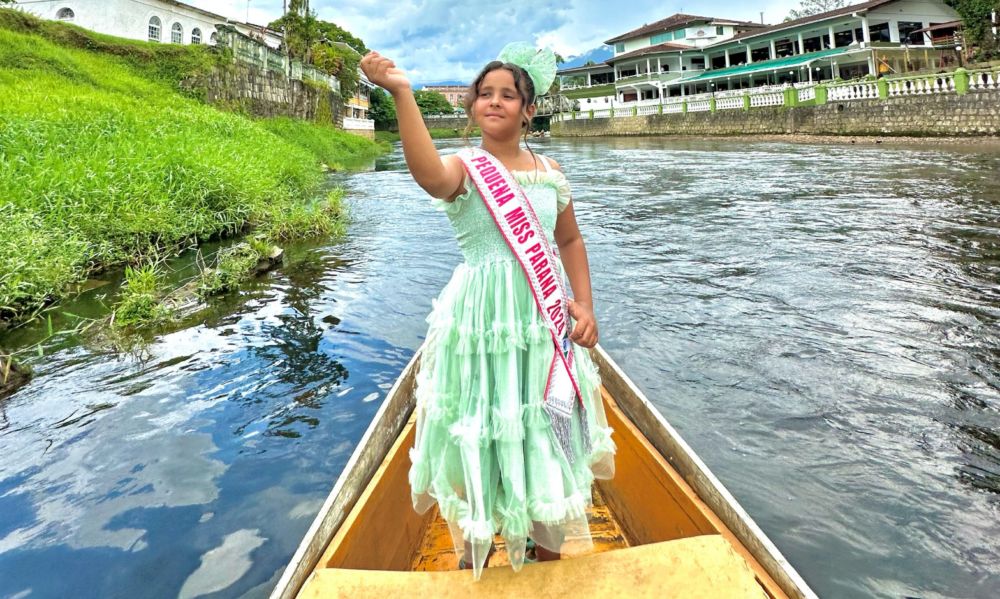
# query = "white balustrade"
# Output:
<box><xmin>593</xmin><ymin>108</ymin><xmax>611</xmax><ymax>118</ymax></box>
<box><xmin>342</xmin><ymin>117</ymin><xmax>374</xmax><ymax>130</ymax></box>
<box><xmin>968</xmin><ymin>70</ymin><xmax>1000</xmax><ymax>91</ymax></box>
<box><xmin>749</xmin><ymin>91</ymin><xmax>784</xmax><ymax>107</ymax></box>
<box><xmin>687</xmin><ymin>99</ymin><xmax>711</xmax><ymax>112</ymax></box>
<box><xmin>716</xmin><ymin>96</ymin><xmax>744</xmax><ymax>111</ymax></box>
<box><xmin>798</xmin><ymin>87</ymin><xmax>816</xmax><ymax>102</ymax></box>
<box><xmin>637</xmin><ymin>104</ymin><xmax>660</xmax><ymax>115</ymax></box>
<box><xmin>827</xmin><ymin>81</ymin><xmax>879</xmax><ymax>101</ymax></box>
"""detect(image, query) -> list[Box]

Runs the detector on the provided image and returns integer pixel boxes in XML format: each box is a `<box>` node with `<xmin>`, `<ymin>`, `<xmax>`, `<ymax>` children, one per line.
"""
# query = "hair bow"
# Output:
<box><xmin>496</xmin><ymin>42</ymin><xmax>557</xmax><ymax>96</ymax></box>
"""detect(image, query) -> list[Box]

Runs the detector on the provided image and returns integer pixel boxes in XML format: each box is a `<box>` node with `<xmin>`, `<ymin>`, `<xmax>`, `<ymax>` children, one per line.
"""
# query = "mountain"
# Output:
<box><xmin>559</xmin><ymin>45</ymin><xmax>613</xmax><ymax>69</ymax></box>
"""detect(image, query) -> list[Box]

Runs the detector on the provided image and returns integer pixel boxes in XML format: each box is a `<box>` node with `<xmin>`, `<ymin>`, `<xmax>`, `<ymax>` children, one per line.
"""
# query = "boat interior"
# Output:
<box><xmin>296</xmin><ymin>386</ymin><xmax>792</xmax><ymax>598</ymax></box>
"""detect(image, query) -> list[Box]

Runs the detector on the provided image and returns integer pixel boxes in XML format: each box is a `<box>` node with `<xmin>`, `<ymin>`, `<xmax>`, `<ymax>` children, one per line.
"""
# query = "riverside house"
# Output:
<box><xmin>559</xmin><ymin>0</ymin><xmax>963</xmax><ymax>109</ymax></box>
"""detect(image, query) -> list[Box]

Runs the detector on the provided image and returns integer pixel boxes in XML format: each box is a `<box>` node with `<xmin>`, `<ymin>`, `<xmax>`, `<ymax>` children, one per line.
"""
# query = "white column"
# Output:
<box><xmin>725</xmin><ymin>49</ymin><xmax>730</xmax><ymax>67</ymax></box>
<box><xmin>797</xmin><ymin>32</ymin><xmax>805</xmax><ymax>54</ymax></box>
<box><xmin>657</xmin><ymin>57</ymin><xmax>661</xmax><ymax>73</ymax></box>
<box><xmin>861</xmin><ymin>16</ymin><xmax>871</xmax><ymax>46</ymax></box>
<box><xmin>828</xmin><ymin>25</ymin><xmax>836</xmax><ymax>49</ymax></box>
<box><xmin>770</xmin><ymin>39</ymin><xmax>776</xmax><ymax>59</ymax></box>
<box><xmin>889</xmin><ymin>20</ymin><xmax>900</xmax><ymax>43</ymax></box>
<box><xmin>746</xmin><ymin>45</ymin><xmax>752</xmax><ymax>63</ymax></box>
<box><xmin>646</xmin><ymin>58</ymin><xmax>651</xmax><ymax>75</ymax></box>
<box><xmin>586</xmin><ymin>72</ymin><xmax>591</xmax><ymax>86</ymax></box>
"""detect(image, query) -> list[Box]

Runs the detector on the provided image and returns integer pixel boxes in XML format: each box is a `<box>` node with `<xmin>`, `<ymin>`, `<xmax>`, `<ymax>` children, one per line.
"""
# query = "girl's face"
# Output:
<box><xmin>473</xmin><ymin>68</ymin><xmax>532</xmax><ymax>137</ymax></box>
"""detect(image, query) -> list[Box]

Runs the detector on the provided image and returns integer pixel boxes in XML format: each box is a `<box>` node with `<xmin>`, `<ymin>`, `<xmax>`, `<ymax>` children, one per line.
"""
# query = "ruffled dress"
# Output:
<box><xmin>407</xmin><ymin>154</ymin><xmax>616</xmax><ymax>581</ymax></box>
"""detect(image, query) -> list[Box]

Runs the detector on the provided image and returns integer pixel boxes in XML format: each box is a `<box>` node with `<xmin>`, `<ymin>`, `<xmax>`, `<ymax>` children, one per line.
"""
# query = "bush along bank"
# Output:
<box><xmin>0</xmin><ymin>9</ymin><xmax>384</xmax><ymax>330</ymax></box>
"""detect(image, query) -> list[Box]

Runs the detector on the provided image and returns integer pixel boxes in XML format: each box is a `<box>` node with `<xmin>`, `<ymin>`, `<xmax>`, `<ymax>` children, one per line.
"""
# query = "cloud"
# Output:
<box><xmin>186</xmin><ymin>0</ymin><xmax>819</xmax><ymax>85</ymax></box>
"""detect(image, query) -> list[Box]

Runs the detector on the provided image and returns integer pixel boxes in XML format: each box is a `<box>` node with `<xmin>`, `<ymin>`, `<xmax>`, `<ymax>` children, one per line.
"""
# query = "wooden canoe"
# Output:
<box><xmin>270</xmin><ymin>345</ymin><xmax>817</xmax><ymax>599</ymax></box>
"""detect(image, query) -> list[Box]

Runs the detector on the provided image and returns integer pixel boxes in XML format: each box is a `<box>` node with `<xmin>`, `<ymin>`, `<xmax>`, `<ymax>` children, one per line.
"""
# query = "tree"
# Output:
<box><xmin>785</xmin><ymin>0</ymin><xmax>847</xmax><ymax>20</ymax></box>
<box><xmin>413</xmin><ymin>90</ymin><xmax>454</xmax><ymax>115</ymax></box>
<box><xmin>368</xmin><ymin>88</ymin><xmax>397</xmax><ymax>129</ymax></box>
<box><xmin>945</xmin><ymin>0</ymin><xmax>1000</xmax><ymax>59</ymax></box>
<box><xmin>268</xmin><ymin>2</ymin><xmax>369</xmax><ymax>97</ymax></box>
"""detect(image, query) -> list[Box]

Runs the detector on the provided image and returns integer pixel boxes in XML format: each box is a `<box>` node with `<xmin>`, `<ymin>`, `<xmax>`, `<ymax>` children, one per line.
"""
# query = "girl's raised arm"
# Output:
<box><xmin>360</xmin><ymin>52</ymin><xmax>465</xmax><ymax>201</ymax></box>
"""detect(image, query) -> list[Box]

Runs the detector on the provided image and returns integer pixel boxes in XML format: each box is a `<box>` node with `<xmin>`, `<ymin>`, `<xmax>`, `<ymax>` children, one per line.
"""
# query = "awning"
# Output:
<box><xmin>670</xmin><ymin>47</ymin><xmax>859</xmax><ymax>85</ymax></box>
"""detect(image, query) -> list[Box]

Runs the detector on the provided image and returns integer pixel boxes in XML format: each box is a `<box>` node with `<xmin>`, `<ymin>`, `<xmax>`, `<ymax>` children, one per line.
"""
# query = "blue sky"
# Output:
<box><xmin>189</xmin><ymin>0</ymin><xmax>810</xmax><ymax>85</ymax></box>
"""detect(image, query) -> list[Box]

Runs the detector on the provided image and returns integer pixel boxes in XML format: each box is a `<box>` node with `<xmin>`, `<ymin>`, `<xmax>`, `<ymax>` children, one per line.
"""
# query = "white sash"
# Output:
<box><xmin>456</xmin><ymin>147</ymin><xmax>591</xmax><ymax>465</ymax></box>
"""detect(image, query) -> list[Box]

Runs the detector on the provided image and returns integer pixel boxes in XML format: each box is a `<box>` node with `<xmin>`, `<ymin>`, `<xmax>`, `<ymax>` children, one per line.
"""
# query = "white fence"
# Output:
<box><xmin>343</xmin><ymin>117</ymin><xmax>374</xmax><ymax>130</ymax></box>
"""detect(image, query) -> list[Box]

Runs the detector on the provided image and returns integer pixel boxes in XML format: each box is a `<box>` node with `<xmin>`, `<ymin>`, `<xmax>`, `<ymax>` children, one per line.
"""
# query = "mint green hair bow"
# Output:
<box><xmin>496</xmin><ymin>41</ymin><xmax>556</xmax><ymax>96</ymax></box>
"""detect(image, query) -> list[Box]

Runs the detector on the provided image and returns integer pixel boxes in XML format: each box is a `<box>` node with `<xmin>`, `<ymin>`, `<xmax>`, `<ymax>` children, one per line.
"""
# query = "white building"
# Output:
<box><xmin>13</xmin><ymin>0</ymin><xmax>282</xmax><ymax>48</ymax></box>
<box><xmin>559</xmin><ymin>0</ymin><xmax>962</xmax><ymax>106</ymax></box>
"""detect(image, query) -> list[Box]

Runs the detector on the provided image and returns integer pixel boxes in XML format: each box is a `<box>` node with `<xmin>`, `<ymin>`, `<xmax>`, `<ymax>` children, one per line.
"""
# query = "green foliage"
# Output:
<box><xmin>260</xmin><ymin>117</ymin><xmax>382</xmax><ymax>169</ymax></box>
<box><xmin>946</xmin><ymin>0</ymin><xmax>1000</xmax><ymax>59</ymax></box>
<box><xmin>113</xmin><ymin>265</ymin><xmax>172</xmax><ymax>329</ymax></box>
<box><xmin>0</xmin><ymin>15</ymin><xmax>381</xmax><ymax>324</ymax></box>
<box><xmin>0</xmin><ymin>9</ymin><xmax>223</xmax><ymax>93</ymax></box>
<box><xmin>197</xmin><ymin>242</ymin><xmax>263</xmax><ymax>298</ymax></box>
<box><xmin>268</xmin><ymin>2</ymin><xmax>366</xmax><ymax>96</ymax></box>
<box><xmin>414</xmin><ymin>89</ymin><xmax>454</xmax><ymax>115</ymax></box>
<box><xmin>369</xmin><ymin>87</ymin><xmax>397</xmax><ymax>129</ymax></box>
<box><xmin>374</xmin><ymin>127</ymin><xmax>476</xmax><ymax>143</ymax></box>
<box><xmin>265</xmin><ymin>189</ymin><xmax>348</xmax><ymax>241</ymax></box>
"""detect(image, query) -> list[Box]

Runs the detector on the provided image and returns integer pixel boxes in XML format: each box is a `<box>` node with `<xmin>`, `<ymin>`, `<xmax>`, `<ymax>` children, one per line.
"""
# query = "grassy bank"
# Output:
<box><xmin>0</xmin><ymin>10</ymin><xmax>383</xmax><ymax>325</ymax></box>
<box><xmin>375</xmin><ymin>127</ymin><xmax>479</xmax><ymax>144</ymax></box>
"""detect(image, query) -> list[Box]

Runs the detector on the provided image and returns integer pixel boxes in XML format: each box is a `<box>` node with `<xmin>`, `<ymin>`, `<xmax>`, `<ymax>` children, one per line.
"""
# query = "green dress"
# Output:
<box><xmin>407</xmin><ymin>154</ymin><xmax>617</xmax><ymax>580</ymax></box>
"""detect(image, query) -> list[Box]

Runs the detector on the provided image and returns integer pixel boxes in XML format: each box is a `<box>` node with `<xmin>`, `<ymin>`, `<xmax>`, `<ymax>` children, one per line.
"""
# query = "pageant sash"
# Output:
<box><xmin>456</xmin><ymin>147</ymin><xmax>592</xmax><ymax>465</ymax></box>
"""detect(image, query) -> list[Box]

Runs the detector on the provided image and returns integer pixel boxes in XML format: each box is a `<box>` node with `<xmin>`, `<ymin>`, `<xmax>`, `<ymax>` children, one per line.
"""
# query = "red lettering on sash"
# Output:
<box><xmin>504</xmin><ymin>207</ymin><xmax>526</xmax><ymax>226</ymax></box>
<box><xmin>484</xmin><ymin>172</ymin><xmax>501</xmax><ymax>186</ymax></box>
<box><xmin>529</xmin><ymin>252</ymin><xmax>546</xmax><ymax>268</ymax></box>
<box><xmin>542</xmin><ymin>284</ymin><xmax>557</xmax><ymax>300</ymax></box>
<box><xmin>496</xmin><ymin>192</ymin><xmax>514</xmax><ymax>207</ymax></box>
<box><xmin>517</xmin><ymin>229</ymin><xmax>534</xmax><ymax>244</ymax></box>
<box><xmin>487</xmin><ymin>179</ymin><xmax>505</xmax><ymax>192</ymax></box>
<box><xmin>525</xmin><ymin>243</ymin><xmax>541</xmax><ymax>255</ymax></box>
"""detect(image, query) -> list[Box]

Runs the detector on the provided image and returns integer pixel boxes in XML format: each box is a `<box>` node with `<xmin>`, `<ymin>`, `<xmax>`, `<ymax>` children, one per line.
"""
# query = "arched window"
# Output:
<box><xmin>191</xmin><ymin>28</ymin><xmax>202</xmax><ymax>44</ymax></box>
<box><xmin>148</xmin><ymin>16</ymin><xmax>161</xmax><ymax>42</ymax></box>
<box><xmin>210</xmin><ymin>32</ymin><xmax>218</xmax><ymax>44</ymax></box>
<box><xmin>56</xmin><ymin>8</ymin><xmax>75</xmax><ymax>21</ymax></box>
<box><xmin>171</xmin><ymin>22</ymin><xmax>183</xmax><ymax>44</ymax></box>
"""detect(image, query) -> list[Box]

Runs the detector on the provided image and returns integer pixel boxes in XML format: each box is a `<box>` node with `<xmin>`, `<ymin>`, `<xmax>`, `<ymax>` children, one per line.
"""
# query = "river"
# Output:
<box><xmin>1</xmin><ymin>136</ymin><xmax>998</xmax><ymax>598</ymax></box>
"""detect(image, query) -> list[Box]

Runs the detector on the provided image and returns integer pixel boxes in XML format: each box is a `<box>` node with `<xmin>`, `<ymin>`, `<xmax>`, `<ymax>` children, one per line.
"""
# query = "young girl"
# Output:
<box><xmin>360</xmin><ymin>42</ymin><xmax>616</xmax><ymax>581</ymax></box>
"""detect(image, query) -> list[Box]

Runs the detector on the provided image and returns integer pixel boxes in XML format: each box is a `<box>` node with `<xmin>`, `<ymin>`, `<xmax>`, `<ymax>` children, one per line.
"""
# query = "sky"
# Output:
<box><xmin>187</xmin><ymin>0</ymin><xmax>812</xmax><ymax>85</ymax></box>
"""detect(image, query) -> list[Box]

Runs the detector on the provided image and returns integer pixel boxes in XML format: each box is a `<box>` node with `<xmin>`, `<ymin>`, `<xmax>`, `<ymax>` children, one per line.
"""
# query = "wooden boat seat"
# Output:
<box><xmin>299</xmin><ymin>534</ymin><xmax>767</xmax><ymax>598</ymax></box>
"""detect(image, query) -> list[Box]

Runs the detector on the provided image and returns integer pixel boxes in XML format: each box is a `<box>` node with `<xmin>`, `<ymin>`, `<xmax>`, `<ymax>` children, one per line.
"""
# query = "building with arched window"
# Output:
<box><xmin>12</xmin><ymin>0</ymin><xmax>283</xmax><ymax>49</ymax></box>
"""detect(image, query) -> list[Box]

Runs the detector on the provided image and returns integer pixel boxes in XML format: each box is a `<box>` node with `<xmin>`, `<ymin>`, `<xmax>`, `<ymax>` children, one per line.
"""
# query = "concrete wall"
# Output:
<box><xmin>183</xmin><ymin>63</ymin><xmax>343</xmax><ymax>126</ymax></box>
<box><xmin>551</xmin><ymin>91</ymin><xmax>1000</xmax><ymax>137</ymax></box>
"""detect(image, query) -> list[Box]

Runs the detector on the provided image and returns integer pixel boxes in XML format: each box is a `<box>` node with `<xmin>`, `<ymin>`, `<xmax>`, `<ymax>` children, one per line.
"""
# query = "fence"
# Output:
<box><xmin>215</xmin><ymin>25</ymin><xmax>340</xmax><ymax>93</ymax></box>
<box><xmin>552</xmin><ymin>67</ymin><xmax>999</xmax><ymax>122</ymax></box>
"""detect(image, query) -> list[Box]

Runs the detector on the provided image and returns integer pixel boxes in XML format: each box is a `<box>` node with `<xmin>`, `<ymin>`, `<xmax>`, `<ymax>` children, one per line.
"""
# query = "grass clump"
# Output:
<box><xmin>112</xmin><ymin>265</ymin><xmax>173</xmax><ymax>329</ymax></box>
<box><xmin>197</xmin><ymin>242</ymin><xmax>267</xmax><ymax>298</ymax></box>
<box><xmin>0</xmin><ymin>10</ymin><xmax>383</xmax><ymax>326</ymax></box>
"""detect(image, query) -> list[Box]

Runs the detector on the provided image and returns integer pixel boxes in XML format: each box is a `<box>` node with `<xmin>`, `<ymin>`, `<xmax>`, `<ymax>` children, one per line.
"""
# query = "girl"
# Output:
<box><xmin>360</xmin><ymin>42</ymin><xmax>616</xmax><ymax>581</ymax></box>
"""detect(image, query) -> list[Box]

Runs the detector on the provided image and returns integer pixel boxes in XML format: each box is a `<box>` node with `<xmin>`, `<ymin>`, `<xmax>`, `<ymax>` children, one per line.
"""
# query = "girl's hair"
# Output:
<box><xmin>462</xmin><ymin>61</ymin><xmax>537</xmax><ymax>168</ymax></box>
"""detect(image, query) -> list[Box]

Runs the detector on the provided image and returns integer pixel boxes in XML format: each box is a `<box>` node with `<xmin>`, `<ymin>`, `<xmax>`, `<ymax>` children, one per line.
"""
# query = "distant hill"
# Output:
<box><xmin>559</xmin><ymin>45</ymin><xmax>613</xmax><ymax>69</ymax></box>
<box><xmin>415</xmin><ymin>80</ymin><xmax>467</xmax><ymax>89</ymax></box>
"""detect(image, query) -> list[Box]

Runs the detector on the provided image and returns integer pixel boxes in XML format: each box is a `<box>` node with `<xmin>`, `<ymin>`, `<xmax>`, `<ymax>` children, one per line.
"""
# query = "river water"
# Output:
<box><xmin>1</xmin><ymin>137</ymin><xmax>998</xmax><ymax>598</ymax></box>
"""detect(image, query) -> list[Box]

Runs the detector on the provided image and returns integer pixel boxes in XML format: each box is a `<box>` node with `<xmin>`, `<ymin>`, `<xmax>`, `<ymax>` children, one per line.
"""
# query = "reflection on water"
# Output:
<box><xmin>1</xmin><ymin>137</ymin><xmax>999</xmax><ymax>598</ymax></box>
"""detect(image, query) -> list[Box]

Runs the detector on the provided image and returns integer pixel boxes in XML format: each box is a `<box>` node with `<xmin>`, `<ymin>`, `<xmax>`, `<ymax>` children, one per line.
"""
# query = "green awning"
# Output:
<box><xmin>673</xmin><ymin>47</ymin><xmax>857</xmax><ymax>84</ymax></box>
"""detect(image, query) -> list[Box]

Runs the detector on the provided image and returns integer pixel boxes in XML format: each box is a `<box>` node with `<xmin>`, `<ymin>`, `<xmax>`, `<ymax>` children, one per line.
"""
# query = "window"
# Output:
<box><xmin>716</xmin><ymin>26</ymin><xmax>725</xmax><ymax>36</ymax></box>
<box><xmin>615</xmin><ymin>43</ymin><xmax>624</xmax><ymax>53</ymax></box>
<box><xmin>898</xmin><ymin>21</ymin><xmax>923</xmax><ymax>44</ymax></box>
<box><xmin>191</xmin><ymin>28</ymin><xmax>202</xmax><ymax>44</ymax></box>
<box><xmin>674</xmin><ymin>28</ymin><xmax>686</xmax><ymax>40</ymax></box>
<box><xmin>210</xmin><ymin>32</ymin><xmax>218</xmax><ymax>44</ymax></box>
<box><xmin>148</xmin><ymin>16</ymin><xmax>161</xmax><ymax>42</ymax></box>
<box><xmin>869</xmin><ymin>22</ymin><xmax>891</xmax><ymax>43</ymax></box>
<box><xmin>690</xmin><ymin>57</ymin><xmax>705</xmax><ymax>69</ymax></box>
<box><xmin>171</xmin><ymin>22</ymin><xmax>183</xmax><ymax>44</ymax></box>
<box><xmin>56</xmin><ymin>8</ymin><xmax>74</xmax><ymax>21</ymax></box>
<box><xmin>651</xmin><ymin>31</ymin><xmax>674</xmax><ymax>44</ymax></box>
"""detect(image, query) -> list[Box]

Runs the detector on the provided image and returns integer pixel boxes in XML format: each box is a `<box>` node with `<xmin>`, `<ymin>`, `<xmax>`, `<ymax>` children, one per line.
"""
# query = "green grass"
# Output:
<box><xmin>0</xmin><ymin>9</ymin><xmax>384</xmax><ymax>325</ymax></box>
<box><xmin>374</xmin><ymin>127</ymin><xmax>479</xmax><ymax>144</ymax></box>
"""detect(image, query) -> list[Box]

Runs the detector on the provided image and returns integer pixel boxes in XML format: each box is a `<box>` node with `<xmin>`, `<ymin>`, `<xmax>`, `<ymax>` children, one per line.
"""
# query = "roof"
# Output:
<box><xmin>605</xmin><ymin>14</ymin><xmax>759</xmax><ymax>44</ymax></box>
<box><xmin>609</xmin><ymin>42</ymin><xmax>692</xmax><ymax>62</ymax></box>
<box><xmin>556</xmin><ymin>63</ymin><xmax>615</xmax><ymax>75</ymax></box>
<box><xmin>678</xmin><ymin>46</ymin><xmax>854</xmax><ymax>82</ymax></box>
<box><xmin>728</xmin><ymin>0</ymin><xmax>898</xmax><ymax>44</ymax></box>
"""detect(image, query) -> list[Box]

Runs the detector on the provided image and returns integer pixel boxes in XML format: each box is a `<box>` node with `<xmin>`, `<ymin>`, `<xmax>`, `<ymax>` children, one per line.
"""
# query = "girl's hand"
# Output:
<box><xmin>567</xmin><ymin>300</ymin><xmax>598</xmax><ymax>349</ymax></box>
<box><xmin>360</xmin><ymin>51</ymin><xmax>411</xmax><ymax>96</ymax></box>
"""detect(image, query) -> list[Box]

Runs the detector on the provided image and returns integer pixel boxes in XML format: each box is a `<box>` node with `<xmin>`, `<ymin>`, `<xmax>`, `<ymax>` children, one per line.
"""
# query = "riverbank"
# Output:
<box><xmin>374</xmin><ymin>127</ymin><xmax>480</xmax><ymax>144</ymax></box>
<box><xmin>0</xmin><ymin>10</ymin><xmax>385</xmax><ymax>327</ymax></box>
